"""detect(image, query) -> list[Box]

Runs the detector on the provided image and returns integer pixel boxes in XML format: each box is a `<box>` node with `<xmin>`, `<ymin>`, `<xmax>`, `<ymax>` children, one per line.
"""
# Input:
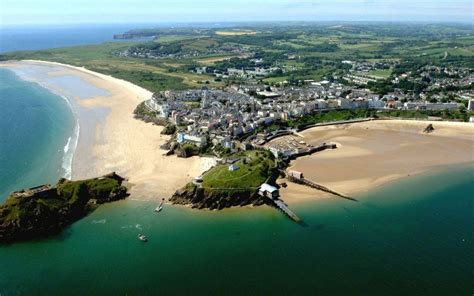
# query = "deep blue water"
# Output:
<box><xmin>0</xmin><ymin>24</ymin><xmax>141</xmax><ymax>53</ymax></box>
<box><xmin>0</xmin><ymin>69</ymin><xmax>75</xmax><ymax>200</ymax></box>
<box><xmin>0</xmin><ymin>23</ymin><xmax>239</xmax><ymax>53</ymax></box>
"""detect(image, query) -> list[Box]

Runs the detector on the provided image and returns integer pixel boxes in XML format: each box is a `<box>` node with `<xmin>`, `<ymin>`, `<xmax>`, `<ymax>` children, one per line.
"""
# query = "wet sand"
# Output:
<box><xmin>276</xmin><ymin>120</ymin><xmax>474</xmax><ymax>204</ymax></box>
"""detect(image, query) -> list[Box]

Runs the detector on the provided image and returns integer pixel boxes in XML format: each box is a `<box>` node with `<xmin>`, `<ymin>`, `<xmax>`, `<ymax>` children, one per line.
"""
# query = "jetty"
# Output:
<box><xmin>273</xmin><ymin>200</ymin><xmax>301</xmax><ymax>222</ymax></box>
<box><xmin>258</xmin><ymin>183</ymin><xmax>302</xmax><ymax>223</ymax></box>
<box><xmin>286</xmin><ymin>170</ymin><xmax>357</xmax><ymax>202</ymax></box>
<box><xmin>301</xmin><ymin>179</ymin><xmax>357</xmax><ymax>201</ymax></box>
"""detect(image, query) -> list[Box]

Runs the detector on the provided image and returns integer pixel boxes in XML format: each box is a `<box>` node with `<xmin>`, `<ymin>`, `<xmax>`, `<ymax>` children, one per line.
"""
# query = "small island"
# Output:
<box><xmin>0</xmin><ymin>172</ymin><xmax>129</xmax><ymax>243</ymax></box>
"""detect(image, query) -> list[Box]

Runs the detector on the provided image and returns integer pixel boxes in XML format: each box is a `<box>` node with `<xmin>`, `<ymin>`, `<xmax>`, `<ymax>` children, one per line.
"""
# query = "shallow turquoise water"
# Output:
<box><xmin>0</xmin><ymin>165</ymin><xmax>472</xmax><ymax>295</ymax></box>
<box><xmin>0</xmin><ymin>69</ymin><xmax>75</xmax><ymax>200</ymax></box>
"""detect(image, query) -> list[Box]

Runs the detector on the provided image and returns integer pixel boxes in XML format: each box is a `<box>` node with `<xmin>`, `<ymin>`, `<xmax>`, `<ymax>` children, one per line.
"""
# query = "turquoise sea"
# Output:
<box><xmin>0</xmin><ymin>68</ymin><xmax>76</xmax><ymax>199</ymax></box>
<box><xmin>0</xmin><ymin>165</ymin><xmax>472</xmax><ymax>295</ymax></box>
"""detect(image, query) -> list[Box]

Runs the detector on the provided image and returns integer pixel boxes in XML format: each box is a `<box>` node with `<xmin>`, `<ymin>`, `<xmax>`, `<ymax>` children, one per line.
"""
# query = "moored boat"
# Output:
<box><xmin>155</xmin><ymin>198</ymin><xmax>165</xmax><ymax>213</ymax></box>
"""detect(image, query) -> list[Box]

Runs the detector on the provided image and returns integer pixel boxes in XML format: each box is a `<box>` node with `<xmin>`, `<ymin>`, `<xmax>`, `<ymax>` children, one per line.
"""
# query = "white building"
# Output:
<box><xmin>403</xmin><ymin>102</ymin><xmax>459</xmax><ymax>111</ymax></box>
<box><xmin>176</xmin><ymin>133</ymin><xmax>207</xmax><ymax>148</ymax></box>
<box><xmin>258</xmin><ymin>183</ymin><xmax>279</xmax><ymax>199</ymax></box>
<box><xmin>467</xmin><ymin>99</ymin><xmax>474</xmax><ymax>111</ymax></box>
<box><xmin>228</xmin><ymin>164</ymin><xmax>240</xmax><ymax>172</ymax></box>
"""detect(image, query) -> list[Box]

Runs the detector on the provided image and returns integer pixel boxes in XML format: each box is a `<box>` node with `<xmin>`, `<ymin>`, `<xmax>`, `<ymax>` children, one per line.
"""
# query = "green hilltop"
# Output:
<box><xmin>0</xmin><ymin>173</ymin><xmax>128</xmax><ymax>243</ymax></box>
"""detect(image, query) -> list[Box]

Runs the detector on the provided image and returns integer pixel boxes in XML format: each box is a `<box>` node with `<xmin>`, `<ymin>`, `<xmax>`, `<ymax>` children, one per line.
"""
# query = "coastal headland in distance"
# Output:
<box><xmin>1</xmin><ymin>60</ymin><xmax>473</xmax><ymax>206</ymax></box>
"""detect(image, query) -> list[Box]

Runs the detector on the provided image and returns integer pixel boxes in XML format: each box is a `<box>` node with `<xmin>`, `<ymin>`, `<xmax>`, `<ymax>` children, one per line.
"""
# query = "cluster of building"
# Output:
<box><xmin>142</xmin><ymin>53</ymin><xmax>474</xmax><ymax>150</ymax></box>
<box><xmin>143</xmin><ymin>79</ymin><xmax>468</xmax><ymax>152</ymax></box>
<box><xmin>118</xmin><ymin>43</ymin><xmax>248</xmax><ymax>60</ymax></box>
<box><xmin>192</xmin><ymin>63</ymin><xmax>282</xmax><ymax>79</ymax></box>
<box><xmin>341</xmin><ymin>60</ymin><xmax>394</xmax><ymax>85</ymax></box>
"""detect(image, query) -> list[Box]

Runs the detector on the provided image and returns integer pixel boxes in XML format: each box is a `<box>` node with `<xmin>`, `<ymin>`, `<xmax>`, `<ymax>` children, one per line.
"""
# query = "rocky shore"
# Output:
<box><xmin>0</xmin><ymin>172</ymin><xmax>129</xmax><ymax>243</ymax></box>
<box><xmin>170</xmin><ymin>185</ymin><xmax>270</xmax><ymax>210</ymax></box>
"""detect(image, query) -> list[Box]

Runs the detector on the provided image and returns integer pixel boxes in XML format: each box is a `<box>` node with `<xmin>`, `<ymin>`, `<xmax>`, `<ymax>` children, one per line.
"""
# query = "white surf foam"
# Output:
<box><xmin>61</xmin><ymin>113</ymin><xmax>79</xmax><ymax>179</ymax></box>
<box><xmin>59</xmin><ymin>94</ymin><xmax>80</xmax><ymax>180</ymax></box>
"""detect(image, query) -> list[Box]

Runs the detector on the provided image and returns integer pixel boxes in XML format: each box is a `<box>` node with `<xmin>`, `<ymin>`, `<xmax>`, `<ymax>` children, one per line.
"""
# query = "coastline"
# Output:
<box><xmin>0</xmin><ymin>60</ymin><xmax>215</xmax><ymax>201</ymax></box>
<box><xmin>1</xmin><ymin>60</ymin><xmax>472</xmax><ymax>206</ymax></box>
<box><xmin>276</xmin><ymin>120</ymin><xmax>474</xmax><ymax>205</ymax></box>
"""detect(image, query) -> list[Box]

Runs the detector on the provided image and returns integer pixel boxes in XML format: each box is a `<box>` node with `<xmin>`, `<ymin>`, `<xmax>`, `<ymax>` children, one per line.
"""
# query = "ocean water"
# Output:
<box><xmin>0</xmin><ymin>68</ymin><xmax>76</xmax><ymax>200</ymax></box>
<box><xmin>0</xmin><ymin>165</ymin><xmax>472</xmax><ymax>295</ymax></box>
<box><xmin>0</xmin><ymin>25</ymin><xmax>136</xmax><ymax>53</ymax></box>
<box><xmin>0</xmin><ymin>23</ymin><xmax>230</xmax><ymax>53</ymax></box>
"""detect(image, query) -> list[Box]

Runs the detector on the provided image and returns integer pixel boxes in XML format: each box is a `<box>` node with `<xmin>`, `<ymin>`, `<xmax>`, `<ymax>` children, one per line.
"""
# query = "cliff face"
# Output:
<box><xmin>0</xmin><ymin>173</ymin><xmax>129</xmax><ymax>243</ymax></box>
<box><xmin>170</xmin><ymin>185</ymin><xmax>270</xmax><ymax>210</ymax></box>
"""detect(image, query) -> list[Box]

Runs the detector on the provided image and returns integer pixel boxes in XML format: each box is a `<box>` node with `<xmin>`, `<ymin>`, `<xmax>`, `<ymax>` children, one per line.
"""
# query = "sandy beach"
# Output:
<box><xmin>0</xmin><ymin>60</ymin><xmax>214</xmax><ymax>201</ymax></box>
<box><xmin>1</xmin><ymin>60</ymin><xmax>473</xmax><ymax>205</ymax></box>
<box><xmin>275</xmin><ymin>120</ymin><xmax>474</xmax><ymax>204</ymax></box>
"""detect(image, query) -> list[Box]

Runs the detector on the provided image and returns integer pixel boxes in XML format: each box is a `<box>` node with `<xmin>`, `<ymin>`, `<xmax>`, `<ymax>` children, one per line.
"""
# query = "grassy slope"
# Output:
<box><xmin>1</xmin><ymin>42</ymin><xmax>222</xmax><ymax>92</ymax></box>
<box><xmin>1</xmin><ymin>176</ymin><xmax>123</xmax><ymax>223</ymax></box>
<box><xmin>202</xmin><ymin>151</ymin><xmax>275</xmax><ymax>190</ymax></box>
<box><xmin>368</xmin><ymin>69</ymin><xmax>392</xmax><ymax>79</ymax></box>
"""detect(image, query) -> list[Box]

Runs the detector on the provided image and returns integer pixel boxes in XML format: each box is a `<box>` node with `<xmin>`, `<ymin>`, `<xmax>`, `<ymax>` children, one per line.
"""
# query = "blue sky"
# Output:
<box><xmin>1</xmin><ymin>0</ymin><xmax>472</xmax><ymax>25</ymax></box>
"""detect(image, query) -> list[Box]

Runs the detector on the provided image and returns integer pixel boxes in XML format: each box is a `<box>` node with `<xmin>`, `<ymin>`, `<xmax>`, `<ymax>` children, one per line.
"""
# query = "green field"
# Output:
<box><xmin>154</xmin><ymin>35</ymin><xmax>204</xmax><ymax>43</ymax></box>
<box><xmin>368</xmin><ymin>69</ymin><xmax>392</xmax><ymax>79</ymax></box>
<box><xmin>0</xmin><ymin>42</ymin><xmax>222</xmax><ymax>92</ymax></box>
<box><xmin>1</xmin><ymin>23</ymin><xmax>472</xmax><ymax>92</ymax></box>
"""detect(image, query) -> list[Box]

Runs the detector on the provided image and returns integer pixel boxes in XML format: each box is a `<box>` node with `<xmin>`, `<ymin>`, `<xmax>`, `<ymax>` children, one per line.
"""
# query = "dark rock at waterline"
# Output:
<box><xmin>170</xmin><ymin>185</ymin><xmax>269</xmax><ymax>210</ymax></box>
<box><xmin>0</xmin><ymin>172</ymin><xmax>129</xmax><ymax>243</ymax></box>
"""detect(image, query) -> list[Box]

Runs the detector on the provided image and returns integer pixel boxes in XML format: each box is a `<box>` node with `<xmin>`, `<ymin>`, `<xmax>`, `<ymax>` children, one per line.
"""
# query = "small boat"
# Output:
<box><xmin>155</xmin><ymin>198</ymin><xmax>165</xmax><ymax>213</ymax></box>
<box><xmin>138</xmin><ymin>234</ymin><xmax>148</xmax><ymax>242</ymax></box>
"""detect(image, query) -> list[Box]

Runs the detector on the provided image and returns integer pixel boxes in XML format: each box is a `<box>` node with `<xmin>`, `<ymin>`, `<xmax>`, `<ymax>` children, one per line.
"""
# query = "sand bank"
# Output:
<box><xmin>275</xmin><ymin>120</ymin><xmax>474</xmax><ymax>204</ymax></box>
<box><xmin>1</xmin><ymin>60</ymin><xmax>214</xmax><ymax>201</ymax></box>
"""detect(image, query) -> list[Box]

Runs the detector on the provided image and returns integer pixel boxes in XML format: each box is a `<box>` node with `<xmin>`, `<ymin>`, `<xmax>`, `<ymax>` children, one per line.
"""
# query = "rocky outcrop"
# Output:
<box><xmin>160</xmin><ymin>123</ymin><xmax>177</xmax><ymax>135</ymax></box>
<box><xmin>170</xmin><ymin>185</ymin><xmax>270</xmax><ymax>210</ymax></box>
<box><xmin>0</xmin><ymin>173</ymin><xmax>129</xmax><ymax>243</ymax></box>
<box><xmin>175</xmin><ymin>144</ymin><xmax>201</xmax><ymax>158</ymax></box>
<box><xmin>424</xmin><ymin>124</ymin><xmax>435</xmax><ymax>133</ymax></box>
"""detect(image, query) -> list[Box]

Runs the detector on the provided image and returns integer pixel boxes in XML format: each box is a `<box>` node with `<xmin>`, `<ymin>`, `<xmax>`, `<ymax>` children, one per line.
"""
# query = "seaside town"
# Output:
<box><xmin>142</xmin><ymin>59</ymin><xmax>474</xmax><ymax>159</ymax></box>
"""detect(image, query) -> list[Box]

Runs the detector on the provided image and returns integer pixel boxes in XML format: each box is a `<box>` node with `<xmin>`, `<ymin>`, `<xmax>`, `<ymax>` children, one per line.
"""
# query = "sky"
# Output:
<box><xmin>1</xmin><ymin>0</ymin><xmax>472</xmax><ymax>26</ymax></box>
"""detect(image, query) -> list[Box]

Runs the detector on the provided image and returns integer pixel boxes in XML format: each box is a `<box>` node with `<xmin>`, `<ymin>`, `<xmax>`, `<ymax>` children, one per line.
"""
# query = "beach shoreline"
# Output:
<box><xmin>275</xmin><ymin>120</ymin><xmax>474</xmax><ymax>205</ymax></box>
<box><xmin>1</xmin><ymin>60</ymin><xmax>473</xmax><ymax>206</ymax></box>
<box><xmin>0</xmin><ymin>60</ymin><xmax>215</xmax><ymax>201</ymax></box>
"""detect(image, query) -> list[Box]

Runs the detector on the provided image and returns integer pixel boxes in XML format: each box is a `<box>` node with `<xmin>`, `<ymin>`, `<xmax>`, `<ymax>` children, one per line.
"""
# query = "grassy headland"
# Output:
<box><xmin>0</xmin><ymin>173</ymin><xmax>128</xmax><ymax>243</ymax></box>
<box><xmin>170</xmin><ymin>151</ymin><xmax>278</xmax><ymax>209</ymax></box>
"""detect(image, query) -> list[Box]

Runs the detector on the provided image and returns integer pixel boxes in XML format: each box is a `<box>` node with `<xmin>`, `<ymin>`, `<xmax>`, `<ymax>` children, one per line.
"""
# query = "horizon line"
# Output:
<box><xmin>2</xmin><ymin>19</ymin><xmax>473</xmax><ymax>28</ymax></box>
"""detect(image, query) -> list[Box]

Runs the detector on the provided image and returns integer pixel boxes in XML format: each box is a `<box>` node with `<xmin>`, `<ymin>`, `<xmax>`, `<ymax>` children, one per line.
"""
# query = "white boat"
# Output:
<box><xmin>155</xmin><ymin>198</ymin><xmax>165</xmax><ymax>213</ymax></box>
<box><xmin>138</xmin><ymin>234</ymin><xmax>148</xmax><ymax>242</ymax></box>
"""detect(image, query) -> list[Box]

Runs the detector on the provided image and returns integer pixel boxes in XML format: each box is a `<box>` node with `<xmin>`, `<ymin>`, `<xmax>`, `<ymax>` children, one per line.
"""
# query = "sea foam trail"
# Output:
<box><xmin>59</xmin><ymin>94</ymin><xmax>80</xmax><ymax>180</ymax></box>
<box><xmin>62</xmin><ymin>122</ymin><xmax>79</xmax><ymax>180</ymax></box>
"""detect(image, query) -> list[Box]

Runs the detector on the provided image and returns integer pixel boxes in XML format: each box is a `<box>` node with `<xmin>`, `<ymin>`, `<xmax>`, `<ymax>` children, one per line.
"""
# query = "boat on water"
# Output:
<box><xmin>155</xmin><ymin>198</ymin><xmax>165</xmax><ymax>213</ymax></box>
<box><xmin>138</xmin><ymin>234</ymin><xmax>148</xmax><ymax>242</ymax></box>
